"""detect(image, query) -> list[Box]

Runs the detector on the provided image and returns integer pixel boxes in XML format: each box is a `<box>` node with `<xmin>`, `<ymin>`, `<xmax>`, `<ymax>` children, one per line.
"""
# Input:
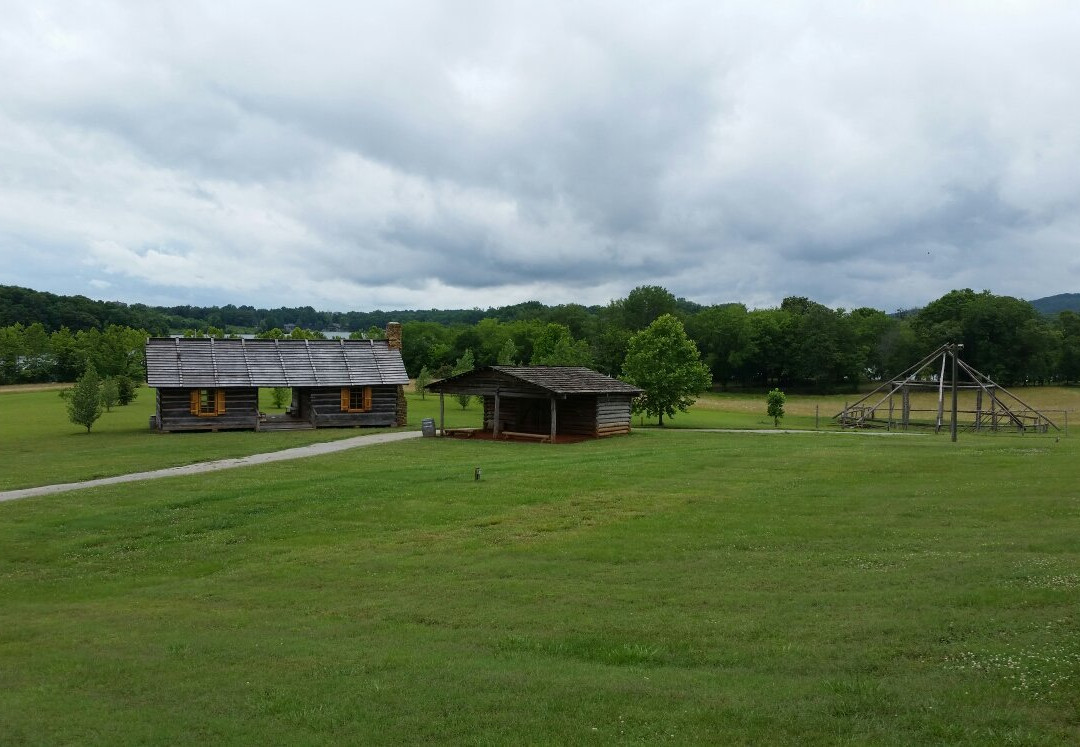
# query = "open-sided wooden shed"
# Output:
<box><xmin>145</xmin><ymin>325</ymin><xmax>409</xmax><ymax>432</ymax></box>
<box><xmin>425</xmin><ymin>366</ymin><xmax>642</xmax><ymax>442</ymax></box>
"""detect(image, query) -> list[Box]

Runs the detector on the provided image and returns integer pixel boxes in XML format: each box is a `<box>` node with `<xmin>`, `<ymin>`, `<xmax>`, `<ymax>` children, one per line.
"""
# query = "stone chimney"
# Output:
<box><xmin>385</xmin><ymin>321</ymin><xmax>407</xmax><ymax>426</ymax></box>
<box><xmin>385</xmin><ymin>322</ymin><xmax>402</xmax><ymax>351</ymax></box>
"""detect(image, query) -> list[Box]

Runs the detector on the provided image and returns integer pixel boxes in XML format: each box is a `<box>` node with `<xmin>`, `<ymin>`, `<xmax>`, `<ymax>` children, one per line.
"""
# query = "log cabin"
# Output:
<box><xmin>425</xmin><ymin>366</ymin><xmax>642</xmax><ymax>442</ymax></box>
<box><xmin>145</xmin><ymin>324</ymin><xmax>409</xmax><ymax>432</ymax></box>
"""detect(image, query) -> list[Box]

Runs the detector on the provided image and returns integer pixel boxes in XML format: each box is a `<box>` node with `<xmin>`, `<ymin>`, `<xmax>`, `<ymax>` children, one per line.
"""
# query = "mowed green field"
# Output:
<box><xmin>1</xmin><ymin>387</ymin><xmax>1078</xmax><ymax>743</ymax></box>
<box><xmin>0</xmin><ymin>386</ymin><xmax>476</xmax><ymax>491</ymax></box>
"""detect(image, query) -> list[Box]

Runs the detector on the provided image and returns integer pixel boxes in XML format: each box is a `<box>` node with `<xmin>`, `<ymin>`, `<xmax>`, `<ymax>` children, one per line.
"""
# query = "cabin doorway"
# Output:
<box><xmin>257</xmin><ymin>387</ymin><xmax>313</xmax><ymax>431</ymax></box>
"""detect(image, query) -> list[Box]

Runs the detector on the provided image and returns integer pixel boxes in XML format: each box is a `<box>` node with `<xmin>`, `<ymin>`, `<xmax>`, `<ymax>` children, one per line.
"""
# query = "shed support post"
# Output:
<box><xmin>902</xmin><ymin>385</ymin><xmax>910</xmax><ymax>430</ymax></box>
<box><xmin>975</xmin><ymin>388</ymin><xmax>983</xmax><ymax>432</ymax></box>
<box><xmin>950</xmin><ymin>344</ymin><xmax>959</xmax><ymax>442</ymax></box>
<box><xmin>936</xmin><ymin>352</ymin><xmax>947</xmax><ymax>433</ymax></box>
<box><xmin>493</xmin><ymin>390</ymin><xmax>501</xmax><ymax>438</ymax></box>
<box><xmin>439</xmin><ymin>392</ymin><xmax>445</xmax><ymax>436</ymax></box>
<box><xmin>550</xmin><ymin>397</ymin><xmax>557</xmax><ymax>444</ymax></box>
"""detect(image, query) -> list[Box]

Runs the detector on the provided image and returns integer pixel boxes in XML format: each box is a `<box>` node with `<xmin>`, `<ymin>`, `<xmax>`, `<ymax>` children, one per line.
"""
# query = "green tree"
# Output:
<box><xmin>686</xmin><ymin>303</ymin><xmax>755</xmax><ymax>389</ymax></box>
<box><xmin>67</xmin><ymin>364</ymin><xmax>103</xmax><ymax>433</ymax></box>
<box><xmin>847</xmin><ymin>307</ymin><xmax>894</xmax><ymax>381</ymax></box>
<box><xmin>530</xmin><ymin>323</ymin><xmax>592</xmax><ymax>367</ymax></box>
<box><xmin>289</xmin><ymin>327</ymin><xmax>326</xmax><ymax>340</ymax></box>
<box><xmin>1057</xmin><ymin>311</ymin><xmax>1080</xmax><ymax>383</ymax></box>
<box><xmin>622</xmin><ymin>285</ymin><xmax>679</xmax><ymax>331</ymax></box>
<box><xmin>453</xmin><ymin>349</ymin><xmax>475</xmax><ymax>409</ymax></box>
<box><xmin>496</xmin><ymin>338</ymin><xmax>517</xmax><ymax>365</ymax></box>
<box><xmin>271</xmin><ymin>387</ymin><xmax>291</xmax><ymax>409</ymax></box>
<box><xmin>766</xmin><ymin>388</ymin><xmax>786</xmax><ymax>427</ymax></box>
<box><xmin>91</xmin><ymin>324</ymin><xmax>147</xmax><ymax>379</ymax></box>
<box><xmin>0</xmin><ymin>324</ymin><xmax>24</xmax><ymax>384</ymax></box>
<box><xmin>784</xmin><ymin>299</ymin><xmax>859</xmax><ymax>391</ymax></box>
<box><xmin>116</xmin><ymin>375</ymin><xmax>139</xmax><ymax>405</ymax></box>
<box><xmin>621</xmin><ymin>314</ymin><xmax>712</xmax><ymax>426</ymax></box>
<box><xmin>21</xmin><ymin>322</ymin><xmax>52</xmax><ymax>381</ymax></box>
<box><xmin>590</xmin><ymin>303</ymin><xmax>631</xmax><ymax>376</ymax></box>
<box><xmin>400</xmin><ymin>321</ymin><xmax>455</xmax><ymax>377</ymax></box>
<box><xmin>415</xmin><ymin>365</ymin><xmax>432</xmax><ymax>400</ymax></box>
<box><xmin>911</xmin><ymin>289</ymin><xmax>1053</xmax><ymax>385</ymax></box>
<box><xmin>100</xmin><ymin>377</ymin><xmax>120</xmax><ymax>412</ymax></box>
<box><xmin>50</xmin><ymin>326</ymin><xmax>85</xmax><ymax>382</ymax></box>
<box><xmin>746</xmin><ymin>309</ymin><xmax>790</xmax><ymax>387</ymax></box>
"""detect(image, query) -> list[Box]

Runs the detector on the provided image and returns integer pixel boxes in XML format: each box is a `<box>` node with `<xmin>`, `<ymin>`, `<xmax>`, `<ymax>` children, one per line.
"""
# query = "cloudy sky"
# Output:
<box><xmin>2</xmin><ymin>2</ymin><xmax>1078</xmax><ymax>313</ymax></box>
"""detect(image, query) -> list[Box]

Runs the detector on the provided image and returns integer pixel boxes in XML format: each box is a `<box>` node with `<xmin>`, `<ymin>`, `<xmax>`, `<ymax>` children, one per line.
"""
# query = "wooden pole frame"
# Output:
<box><xmin>950</xmin><ymin>344</ymin><xmax>960</xmax><ymax>442</ymax></box>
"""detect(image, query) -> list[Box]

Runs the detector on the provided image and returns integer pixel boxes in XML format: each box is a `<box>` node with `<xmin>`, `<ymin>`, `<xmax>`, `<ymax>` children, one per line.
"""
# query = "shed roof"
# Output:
<box><xmin>427</xmin><ymin>366</ymin><xmax>642</xmax><ymax>396</ymax></box>
<box><xmin>145</xmin><ymin>337</ymin><xmax>409</xmax><ymax>388</ymax></box>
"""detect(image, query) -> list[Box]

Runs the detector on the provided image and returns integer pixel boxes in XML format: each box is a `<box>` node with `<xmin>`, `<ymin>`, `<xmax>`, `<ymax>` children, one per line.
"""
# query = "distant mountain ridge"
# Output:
<box><xmin>1028</xmin><ymin>293</ymin><xmax>1080</xmax><ymax>315</ymax></box>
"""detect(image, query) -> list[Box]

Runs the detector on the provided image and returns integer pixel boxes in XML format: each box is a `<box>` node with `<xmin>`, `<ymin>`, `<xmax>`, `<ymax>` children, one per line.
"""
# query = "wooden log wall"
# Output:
<box><xmin>557</xmin><ymin>396</ymin><xmax>599</xmax><ymax>436</ymax></box>
<box><xmin>595</xmin><ymin>395</ymin><xmax>633</xmax><ymax>437</ymax></box>
<box><xmin>434</xmin><ymin>370</ymin><xmax>554</xmax><ymax>399</ymax></box>
<box><xmin>482</xmin><ymin>396</ymin><xmax>550</xmax><ymax>433</ymax></box>
<box><xmin>480</xmin><ymin>394</ymin><xmax>634</xmax><ymax>437</ymax></box>
<box><xmin>156</xmin><ymin>388</ymin><xmax>259</xmax><ymax>432</ymax></box>
<box><xmin>483</xmin><ymin>396</ymin><xmax>521</xmax><ymax>431</ymax></box>
<box><xmin>308</xmin><ymin>386</ymin><xmax>399</xmax><ymax>428</ymax></box>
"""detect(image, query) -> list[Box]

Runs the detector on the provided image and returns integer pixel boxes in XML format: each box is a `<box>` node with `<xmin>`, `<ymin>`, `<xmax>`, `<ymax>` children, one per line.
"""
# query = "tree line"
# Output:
<box><xmin>3</xmin><ymin>284</ymin><xmax>1080</xmax><ymax>390</ymax></box>
<box><xmin>397</xmin><ymin>287</ymin><xmax>1080</xmax><ymax>390</ymax></box>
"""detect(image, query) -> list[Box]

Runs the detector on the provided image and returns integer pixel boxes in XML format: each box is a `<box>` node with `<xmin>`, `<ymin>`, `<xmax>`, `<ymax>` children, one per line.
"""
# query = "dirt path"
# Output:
<box><xmin>0</xmin><ymin>431</ymin><xmax>423</xmax><ymax>504</ymax></box>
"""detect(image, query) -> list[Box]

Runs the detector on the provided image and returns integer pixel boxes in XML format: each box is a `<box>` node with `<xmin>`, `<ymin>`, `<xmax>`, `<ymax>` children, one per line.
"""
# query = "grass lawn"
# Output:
<box><xmin>634</xmin><ymin>387</ymin><xmax>1080</xmax><ymax>431</ymax></box>
<box><xmin>0</xmin><ymin>386</ymin><xmax>474</xmax><ymax>491</ymax></box>
<box><xmin>1</xmin><ymin>421</ymin><xmax>1078</xmax><ymax>743</ymax></box>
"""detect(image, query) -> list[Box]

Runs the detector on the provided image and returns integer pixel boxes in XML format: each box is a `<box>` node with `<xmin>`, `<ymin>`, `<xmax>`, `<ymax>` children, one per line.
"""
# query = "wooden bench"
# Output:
<box><xmin>443</xmin><ymin>427</ymin><xmax>481</xmax><ymax>438</ymax></box>
<box><xmin>499</xmin><ymin>430</ymin><xmax>551</xmax><ymax>443</ymax></box>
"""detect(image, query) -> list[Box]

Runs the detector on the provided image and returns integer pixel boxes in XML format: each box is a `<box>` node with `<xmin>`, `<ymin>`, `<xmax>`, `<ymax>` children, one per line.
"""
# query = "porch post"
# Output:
<box><xmin>493</xmin><ymin>389</ymin><xmax>501</xmax><ymax>438</ymax></box>
<box><xmin>550</xmin><ymin>396</ymin><xmax>557</xmax><ymax>443</ymax></box>
<box><xmin>439</xmin><ymin>391</ymin><xmax>445</xmax><ymax>436</ymax></box>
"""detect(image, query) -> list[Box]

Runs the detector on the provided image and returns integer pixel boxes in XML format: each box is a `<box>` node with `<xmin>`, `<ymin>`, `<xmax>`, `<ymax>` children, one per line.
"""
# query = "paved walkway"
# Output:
<box><xmin>0</xmin><ymin>431</ymin><xmax>423</xmax><ymax>504</ymax></box>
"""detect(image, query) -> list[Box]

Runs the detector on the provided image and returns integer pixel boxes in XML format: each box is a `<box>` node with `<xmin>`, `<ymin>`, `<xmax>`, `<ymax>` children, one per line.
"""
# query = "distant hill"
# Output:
<box><xmin>1029</xmin><ymin>293</ymin><xmax>1080</xmax><ymax>315</ymax></box>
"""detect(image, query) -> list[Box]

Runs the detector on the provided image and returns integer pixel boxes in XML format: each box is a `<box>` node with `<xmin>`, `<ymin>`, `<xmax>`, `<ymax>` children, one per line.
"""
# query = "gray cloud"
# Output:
<box><xmin>2</xmin><ymin>1</ymin><xmax>1079</xmax><ymax>313</ymax></box>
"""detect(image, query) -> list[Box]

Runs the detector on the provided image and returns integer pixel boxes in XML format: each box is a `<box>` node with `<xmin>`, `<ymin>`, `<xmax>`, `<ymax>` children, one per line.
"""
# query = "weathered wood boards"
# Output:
<box><xmin>146</xmin><ymin>333</ymin><xmax>409</xmax><ymax>433</ymax></box>
<box><xmin>427</xmin><ymin>366</ymin><xmax>641</xmax><ymax>441</ymax></box>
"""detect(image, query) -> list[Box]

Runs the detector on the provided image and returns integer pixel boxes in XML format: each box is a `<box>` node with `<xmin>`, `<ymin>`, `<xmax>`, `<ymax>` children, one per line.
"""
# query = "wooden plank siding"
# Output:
<box><xmin>428</xmin><ymin>366</ymin><xmax>641</xmax><ymax>441</ymax></box>
<box><xmin>308</xmin><ymin>386</ymin><xmax>399</xmax><ymax>428</ymax></box>
<box><xmin>146</xmin><ymin>335</ymin><xmax>409</xmax><ymax>433</ymax></box>
<box><xmin>480</xmin><ymin>393</ymin><xmax>635</xmax><ymax>438</ymax></box>
<box><xmin>596</xmin><ymin>395</ymin><xmax>634</xmax><ymax>437</ymax></box>
<box><xmin>155</xmin><ymin>387</ymin><xmax>259</xmax><ymax>432</ymax></box>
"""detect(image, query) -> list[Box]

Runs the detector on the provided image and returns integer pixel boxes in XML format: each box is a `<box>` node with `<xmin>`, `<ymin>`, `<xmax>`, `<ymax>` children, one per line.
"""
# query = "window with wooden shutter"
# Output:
<box><xmin>341</xmin><ymin>386</ymin><xmax>372</xmax><ymax>413</ymax></box>
<box><xmin>192</xmin><ymin>388</ymin><xmax>225</xmax><ymax>416</ymax></box>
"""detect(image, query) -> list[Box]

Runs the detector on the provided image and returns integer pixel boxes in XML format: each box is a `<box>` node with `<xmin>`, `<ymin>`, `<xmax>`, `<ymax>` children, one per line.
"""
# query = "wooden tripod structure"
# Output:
<box><xmin>835</xmin><ymin>343</ymin><xmax>1059</xmax><ymax>439</ymax></box>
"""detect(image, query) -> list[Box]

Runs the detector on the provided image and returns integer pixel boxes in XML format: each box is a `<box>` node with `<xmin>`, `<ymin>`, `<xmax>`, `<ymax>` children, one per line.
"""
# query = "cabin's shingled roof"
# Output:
<box><xmin>145</xmin><ymin>338</ymin><xmax>409</xmax><ymax>388</ymax></box>
<box><xmin>427</xmin><ymin>365</ymin><xmax>642</xmax><ymax>396</ymax></box>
